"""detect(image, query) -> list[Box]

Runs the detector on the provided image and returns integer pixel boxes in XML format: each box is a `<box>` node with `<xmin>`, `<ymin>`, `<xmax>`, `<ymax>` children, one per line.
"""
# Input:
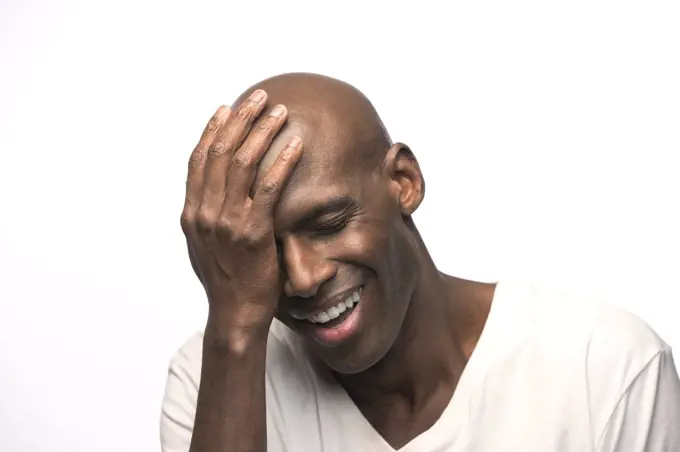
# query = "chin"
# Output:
<box><xmin>314</xmin><ymin>352</ymin><xmax>379</xmax><ymax>375</ymax></box>
<box><xmin>312</xmin><ymin>329</ymin><xmax>399</xmax><ymax>375</ymax></box>
<box><xmin>283</xmin><ymin>273</ymin><xmax>413</xmax><ymax>375</ymax></box>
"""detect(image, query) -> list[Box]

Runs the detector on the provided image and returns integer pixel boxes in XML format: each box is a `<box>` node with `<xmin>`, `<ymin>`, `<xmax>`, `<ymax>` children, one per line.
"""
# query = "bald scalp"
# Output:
<box><xmin>232</xmin><ymin>73</ymin><xmax>393</xmax><ymax>191</ymax></box>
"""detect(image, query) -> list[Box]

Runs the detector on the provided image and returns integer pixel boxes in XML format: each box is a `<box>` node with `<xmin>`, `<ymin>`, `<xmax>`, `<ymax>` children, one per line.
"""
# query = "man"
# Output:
<box><xmin>161</xmin><ymin>73</ymin><xmax>680</xmax><ymax>452</ymax></box>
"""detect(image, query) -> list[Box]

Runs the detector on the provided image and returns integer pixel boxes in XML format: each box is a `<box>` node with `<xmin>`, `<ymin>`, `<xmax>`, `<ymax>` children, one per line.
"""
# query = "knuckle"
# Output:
<box><xmin>215</xmin><ymin>215</ymin><xmax>237</xmax><ymax>237</ymax></box>
<box><xmin>195</xmin><ymin>208</ymin><xmax>217</xmax><ymax>234</ymax></box>
<box><xmin>257</xmin><ymin>118</ymin><xmax>274</xmax><ymax>132</ymax></box>
<box><xmin>179</xmin><ymin>212</ymin><xmax>194</xmax><ymax>234</ymax></box>
<box><xmin>231</xmin><ymin>151</ymin><xmax>253</xmax><ymax>169</ymax></box>
<box><xmin>235</xmin><ymin>101</ymin><xmax>256</xmax><ymax>121</ymax></box>
<box><xmin>260</xmin><ymin>178</ymin><xmax>279</xmax><ymax>195</ymax></box>
<box><xmin>205</xmin><ymin>115</ymin><xmax>222</xmax><ymax>133</ymax></box>
<box><xmin>188</xmin><ymin>146</ymin><xmax>206</xmax><ymax>168</ymax></box>
<box><xmin>207</xmin><ymin>141</ymin><xmax>228</xmax><ymax>157</ymax></box>
<box><xmin>239</xmin><ymin>225</ymin><xmax>268</xmax><ymax>249</ymax></box>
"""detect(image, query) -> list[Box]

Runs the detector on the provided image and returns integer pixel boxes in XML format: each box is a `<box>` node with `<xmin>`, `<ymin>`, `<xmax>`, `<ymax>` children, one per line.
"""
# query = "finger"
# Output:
<box><xmin>247</xmin><ymin>136</ymin><xmax>303</xmax><ymax>228</ymax></box>
<box><xmin>223</xmin><ymin>104</ymin><xmax>288</xmax><ymax>211</ymax></box>
<box><xmin>200</xmin><ymin>89</ymin><xmax>267</xmax><ymax>215</ymax></box>
<box><xmin>181</xmin><ymin>105</ymin><xmax>230</xmax><ymax>229</ymax></box>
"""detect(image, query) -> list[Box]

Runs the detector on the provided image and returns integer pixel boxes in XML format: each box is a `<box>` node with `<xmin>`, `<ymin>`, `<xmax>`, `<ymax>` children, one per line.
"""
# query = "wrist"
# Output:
<box><xmin>204</xmin><ymin>310</ymin><xmax>273</xmax><ymax>355</ymax></box>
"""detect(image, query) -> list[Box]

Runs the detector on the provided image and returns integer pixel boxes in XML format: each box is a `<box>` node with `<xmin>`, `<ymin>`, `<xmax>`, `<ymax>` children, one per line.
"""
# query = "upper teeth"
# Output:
<box><xmin>302</xmin><ymin>289</ymin><xmax>361</xmax><ymax>324</ymax></box>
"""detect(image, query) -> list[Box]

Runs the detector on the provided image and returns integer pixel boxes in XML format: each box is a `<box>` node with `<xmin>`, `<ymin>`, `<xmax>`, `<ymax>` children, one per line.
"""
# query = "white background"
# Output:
<box><xmin>1</xmin><ymin>1</ymin><xmax>678</xmax><ymax>451</ymax></box>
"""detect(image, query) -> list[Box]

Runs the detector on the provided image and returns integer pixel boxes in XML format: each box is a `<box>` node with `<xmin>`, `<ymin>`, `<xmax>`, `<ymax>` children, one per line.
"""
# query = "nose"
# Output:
<box><xmin>282</xmin><ymin>237</ymin><xmax>337</xmax><ymax>298</ymax></box>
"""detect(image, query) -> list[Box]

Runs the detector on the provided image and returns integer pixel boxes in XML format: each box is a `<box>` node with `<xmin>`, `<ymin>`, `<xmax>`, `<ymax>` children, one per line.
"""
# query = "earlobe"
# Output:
<box><xmin>385</xmin><ymin>142</ymin><xmax>425</xmax><ymax>216</ymax></box>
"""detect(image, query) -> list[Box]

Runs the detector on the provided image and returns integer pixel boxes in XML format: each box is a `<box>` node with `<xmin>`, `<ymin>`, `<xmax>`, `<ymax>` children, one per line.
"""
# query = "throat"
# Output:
<box><xmin>349</xmin><ymin>378</ymin><xmax>459</xmax><ymax>449</ymax></box>
<box><xmin>336</xmin><ymin>338</ymin><xmax>468</xmax><ymax>449</ymax></box>
<box><xmin>333</xmin><ymin>274</ymin><xmax>482</xmax><ymax>448</ymax></box>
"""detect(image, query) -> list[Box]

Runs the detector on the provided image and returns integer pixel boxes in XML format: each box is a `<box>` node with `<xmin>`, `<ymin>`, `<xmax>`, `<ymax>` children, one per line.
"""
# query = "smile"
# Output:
<box><xmin>305</xmin><ymin>288</ymin><xmax>361</xmax><ymax>324</ymax></box>
<box><xmin>289</xmin><ymin>286</ymin><xmax>365</xmax><ymax>346</ymax></box>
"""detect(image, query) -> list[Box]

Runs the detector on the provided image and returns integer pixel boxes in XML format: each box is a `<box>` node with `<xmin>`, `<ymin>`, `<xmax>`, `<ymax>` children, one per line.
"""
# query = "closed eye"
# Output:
<box><xmin>310</xmin><ymin>215</ymin><xmax>351</xmax><ymax>236</ymax></box>
<box><xmin>290</xmin><ymin>195</ymin><xmax>361</xmax><ymax>237</ymax></box>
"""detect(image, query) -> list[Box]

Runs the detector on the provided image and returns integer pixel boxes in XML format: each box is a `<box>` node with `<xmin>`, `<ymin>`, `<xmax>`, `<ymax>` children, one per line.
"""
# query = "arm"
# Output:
<box><xmin>176</xmin><ymin>90</ymin><xmax>302</xmax><ymax>452</ymax></box>
<box><xmin>158</xmin><ymin>327</ymin><xmax>270</xmax><ymax>452</ymax></box>
<box><xmin>159</xmin><ymin>332</ymin><xmax>285</xmax><ymax>452</ymax></box>
<box><xmin>189</xmin><ymin>328</ymin><xmax>269</xmax><ymax>452</ymax></box>
<box><xmin>596</xmin><ymin>347</ymin><xmax>680</xmax><ymax>451</ymax></box>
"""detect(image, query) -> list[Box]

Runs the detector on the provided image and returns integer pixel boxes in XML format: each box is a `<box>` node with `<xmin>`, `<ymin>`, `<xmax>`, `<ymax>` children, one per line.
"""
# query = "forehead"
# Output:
<box><xmin>254</xmin><ymin>107</ymin><xmax>357</xmax><ymax>182</ymax></box>
<box><xmin>255</xmin><ymin>109</ymin><xmax>361</xmax><ymax>206</ymax></box>
<box><xmin>273</xmin><ymin>154</ymin><xmax>361</xmax><ymax>231</ymax></box>
<box><xmin>276</xmin><ymin>155</ymin><xmax>365</xmax><ymax>233</ymax></box>
<box><xmin>275</xmin><ymin>180</ymin><xmax>353</xmax><ymax>219</ymax></box>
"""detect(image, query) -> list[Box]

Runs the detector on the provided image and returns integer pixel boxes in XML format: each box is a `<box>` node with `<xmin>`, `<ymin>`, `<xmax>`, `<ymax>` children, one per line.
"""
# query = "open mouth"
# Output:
<box><xmin>302</xmin><ymin>287</ymin><xmax>362</xmax><ymax>328</ymax></box>
<box><xmin>288</xmin><ymin>286</ymin><xmax>365</xmax><ymax>346</ymax></box>
<box><xmin>291</xmin><ymin>285</ymin><xmax>366</xmax><ymax>346</ymax></box>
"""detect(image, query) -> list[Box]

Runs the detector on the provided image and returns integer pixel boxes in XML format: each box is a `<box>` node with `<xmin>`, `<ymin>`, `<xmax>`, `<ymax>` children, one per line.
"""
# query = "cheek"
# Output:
<box><xmin>329</xmin><ymin>215</ymin><xmax>396</xmax><ymax>270</ymax></box>
<box><xmin>345</xmin><ymin>214</ymin><xmax>418</xmax><ymax>293</ymax></box>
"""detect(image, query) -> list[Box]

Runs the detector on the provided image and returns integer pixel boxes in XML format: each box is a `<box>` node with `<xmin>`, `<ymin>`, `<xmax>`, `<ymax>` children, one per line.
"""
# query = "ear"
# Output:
<box><xmin>383</xmin><ymin>142</ymin><xmax>425</xmax><ymax>216</ymax></box>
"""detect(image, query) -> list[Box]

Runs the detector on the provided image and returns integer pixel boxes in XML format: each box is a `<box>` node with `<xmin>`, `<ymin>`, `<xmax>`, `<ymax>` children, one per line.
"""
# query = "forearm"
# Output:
<box><xmin>179</xmin><ymin>90</ymin><xmax>298</xmax><ymax>452</ymax></box>
<box><xmin>189</xmin><ymin>326</ymin><xmax>269</xmax><ymax>452</ymax></box>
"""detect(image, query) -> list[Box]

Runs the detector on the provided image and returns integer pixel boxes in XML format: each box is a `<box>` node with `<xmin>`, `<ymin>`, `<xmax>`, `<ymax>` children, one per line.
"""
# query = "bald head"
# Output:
<box><xmin>233</xmin><ymin>73</ymin><xmax>393</xmax><ymax>191</ymax></box>
<box><xmin>223</xmin><ymin>76</ymin><xmax>428</xmax><ymax>374</ymax></box>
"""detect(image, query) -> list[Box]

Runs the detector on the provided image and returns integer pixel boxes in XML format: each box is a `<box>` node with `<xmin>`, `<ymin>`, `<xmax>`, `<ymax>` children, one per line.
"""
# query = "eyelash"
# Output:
<box><xmin>312</xmin><ymin>216</ymin><xmax>350</xmax><ymax>235</ymax></box>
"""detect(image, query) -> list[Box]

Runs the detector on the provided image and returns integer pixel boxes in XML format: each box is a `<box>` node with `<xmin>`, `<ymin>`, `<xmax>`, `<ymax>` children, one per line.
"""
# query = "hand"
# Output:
<box><xmin>180</xmin><ymin>90</ymin><xmax>302</xmax><ymax>341</ymax></box>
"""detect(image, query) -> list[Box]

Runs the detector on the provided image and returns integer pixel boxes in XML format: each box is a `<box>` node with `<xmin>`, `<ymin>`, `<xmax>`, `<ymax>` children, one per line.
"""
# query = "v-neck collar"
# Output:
<box><xmin>324</xmin><ymin>280</ymin><xmax>510</xmax><ymax>452</ymax></box>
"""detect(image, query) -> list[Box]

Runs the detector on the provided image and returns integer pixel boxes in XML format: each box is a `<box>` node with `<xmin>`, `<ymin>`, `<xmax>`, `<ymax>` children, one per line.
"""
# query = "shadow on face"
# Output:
<box><xmin>234</xmin><ymin>73</ymin><xmax>426</xmax><ymax>373</ymax></box>
<box><xmin>268</xmin><ymin>116</ymin><xmax>425</xmax><ymax>374</ymax></box>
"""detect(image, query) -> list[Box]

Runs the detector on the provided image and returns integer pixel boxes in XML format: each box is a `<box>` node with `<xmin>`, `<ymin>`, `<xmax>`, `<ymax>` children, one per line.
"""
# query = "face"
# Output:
<box><xmin>268</xmin><ymin>119</ymin><xmax>425</xmax><ymax>375</ymax></box>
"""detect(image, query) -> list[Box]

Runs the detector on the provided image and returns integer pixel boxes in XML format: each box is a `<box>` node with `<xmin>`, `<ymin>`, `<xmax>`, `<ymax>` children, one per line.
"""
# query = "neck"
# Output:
<box><xmin>336</xmin><ymin>238</ymin><xmax>494</xmax><ymax>416</ymax></box>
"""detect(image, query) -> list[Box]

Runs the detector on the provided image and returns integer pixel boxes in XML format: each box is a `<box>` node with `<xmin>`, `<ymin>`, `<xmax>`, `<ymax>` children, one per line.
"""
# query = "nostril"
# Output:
<box><xmin>284</xmin><ymin>278</ymin><xmax>317</xmax><ymax>299</ymax></box>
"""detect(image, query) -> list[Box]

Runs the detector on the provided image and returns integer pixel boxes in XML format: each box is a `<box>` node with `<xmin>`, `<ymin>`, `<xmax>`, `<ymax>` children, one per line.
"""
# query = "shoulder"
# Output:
<box><xmin>500</xmin><ymin>280</ymin><xmax>672</xmax><ymax>432</ymax></box>
<box><xmin>530</xmin><ymin>283</ymin><xmax>665</xmax><ymax>361</ymax></box>
<box><xmin>576</xmin><ymin>295</ymin><xmax>671</xmax><ymax>434</ymax></box>
<box><xmin>595</xmin><ymin>346</ymin><xmax>680</xmax><ymax>451</ymax></box>
<box><xmin>583</xmin><ymin>295</ymin><xmax>668</xmax><ymax>381</ymax></box>
<box><xmin>499</xmin><ymin>280</ymin><xmax>669</xmax><ymax>357</ymax></box>
<box><xmin>509</xmin><ymin>280</ymin><xmax>669</xmax><ymax>370</ymax></box>
<box><xmin>495</xmin><ymin>280</ymin><xmax>668</xmax><ymax>392</ymax></box>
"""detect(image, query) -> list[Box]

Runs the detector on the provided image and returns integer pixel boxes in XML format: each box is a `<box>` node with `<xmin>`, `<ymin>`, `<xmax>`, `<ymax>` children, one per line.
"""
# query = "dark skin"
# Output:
<box><xmin>181</xmin><ymin>72</ymin><xmax>494</xmax><ymax>451</ymax></box>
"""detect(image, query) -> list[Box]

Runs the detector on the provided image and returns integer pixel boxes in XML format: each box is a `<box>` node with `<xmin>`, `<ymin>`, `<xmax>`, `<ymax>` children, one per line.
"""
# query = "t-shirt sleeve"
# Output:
<box><xmin>596</xmin><ymin>347</ymin><xmax>680</xmax><ymax>452</ymax></box>
<box><xmin>160</xmin><ymin>335</ymin><xmax>202</xmax><ymax>452</ymax></box>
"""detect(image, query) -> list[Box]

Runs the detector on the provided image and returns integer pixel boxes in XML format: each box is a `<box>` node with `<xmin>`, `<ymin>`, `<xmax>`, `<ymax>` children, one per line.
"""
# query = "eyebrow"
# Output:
<box><xmin>290</xmin><ymin>195</ymin><xmax>358</xmax><ymax>231</ymax></box>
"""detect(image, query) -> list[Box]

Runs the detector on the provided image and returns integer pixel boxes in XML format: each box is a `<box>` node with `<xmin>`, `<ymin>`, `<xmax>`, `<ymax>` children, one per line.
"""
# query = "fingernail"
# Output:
<box><xmin>282</xmin><ymin>136</ymin><xmax>302</xmax><ymax>161</ymax></box>
<box><xmin>289</xmin><ymin>136</ymin><xmax>301</xmax><ymax>147</ymax></box>
<box><xmin>250</xmin><ymin>89</ymin><xmax>266</xmax><ymax>102</ymax></box>
<box><xmin>270</xmin><ymin>104</ymin><xmax>286</xmax><ymax>118</ymax></box>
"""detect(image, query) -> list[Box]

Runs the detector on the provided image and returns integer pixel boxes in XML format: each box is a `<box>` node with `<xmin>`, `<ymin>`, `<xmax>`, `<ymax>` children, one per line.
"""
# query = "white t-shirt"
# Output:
<box><xmin>160</xmin><ymin>281</ymin><xmax>680</xmax><ymax>451</ymax></box>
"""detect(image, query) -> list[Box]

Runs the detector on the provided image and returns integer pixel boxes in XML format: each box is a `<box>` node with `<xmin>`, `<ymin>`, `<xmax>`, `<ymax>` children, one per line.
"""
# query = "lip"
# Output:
<box><xmin>308</xmin><ymin>299</ymin><xmax>363</xmax><ymax>346</ymax></box>
<box><xmin>292</xmin><ymin>284</ymin><xmax>366</xmax><ymax>347</ymax></box>
<box><xmin>288</xmin><ymin>285</ymin><xmax>363</xmax><ymax>320</ymax></box>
